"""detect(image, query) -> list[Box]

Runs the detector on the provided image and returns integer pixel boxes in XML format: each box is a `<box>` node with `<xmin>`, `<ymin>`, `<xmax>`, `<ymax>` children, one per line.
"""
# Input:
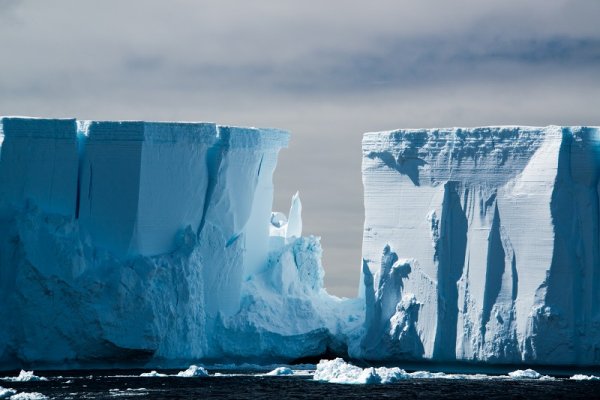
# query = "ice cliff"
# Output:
<box><xmin>0</xmin><ymin>117</ymin><xmax>358</xmax><ymax>369</ymax></box>
<box><xmin>358</xmin><ymin>126</ymin><xmax>600</xmax><ymax>366</ymax></box>
<box><xmin>3</xmin><ymin>118</ymin><xmax>600</xmax><ymax>370</ymax></box>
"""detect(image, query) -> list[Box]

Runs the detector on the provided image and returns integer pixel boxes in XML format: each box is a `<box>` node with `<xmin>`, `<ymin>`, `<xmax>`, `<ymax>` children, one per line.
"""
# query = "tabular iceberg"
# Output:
<box><xmin>0</xmin><ymin>117</ymin><xmax>357</xmax><ymax>369</ymax></box>
<box><xmin>357</xmin><ymin>126</ymin><xmax>600</xmax><ymax>366</ymax></box>
<box><xmin>3</xmin><ymin>117</ymin><xmax>600</xmax><ymax>370</ymax></box>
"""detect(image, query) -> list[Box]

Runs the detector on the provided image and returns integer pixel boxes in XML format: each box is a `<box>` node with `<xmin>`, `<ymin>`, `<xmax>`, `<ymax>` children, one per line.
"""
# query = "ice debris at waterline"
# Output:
<box><xmin>0</xmin><ymin>117</ymin><xmax>360</xmax><ymax>369</ymax></box>
<box><xmin>265</xmin><ymin>367</ymin><xmax>294</xmax><ymax>376</ymax></box>
<box><xmin>0</xmin><ymin>371</ymin><xmax>47</xmax><ymax>382</ymax></box>
<box><xmin>176</xmin><ymin>365</ymin><xmax>209</xmax><ymax>377</ymax></box>
<box><xmin>358</xmin><ymin>125</ymin><xmax>600</xmax><ymax>366</ymax></box>
<box><xmin>8</xmin><ymin>393</ymin><xmax>48</xmax><ymax>400</ymax></box>
<box><xmin>2</xmin><ymin>119</ymin><xmax>600</xmax><ymax>369</ymax></box>
<box><xmin>314</xmin><ymin>358</ymin><xmax>407</xmax><ymax>384</ymax></box>
<box><xmin>0</xmin><ymin>387</ymin><xmax>16</xmax><ymax>399</ymax></box>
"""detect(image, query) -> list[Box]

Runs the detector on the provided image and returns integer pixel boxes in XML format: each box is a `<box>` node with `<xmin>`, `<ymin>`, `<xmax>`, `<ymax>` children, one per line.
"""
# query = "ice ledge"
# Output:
<box><xmin>0</xmin><ymin>117</ymin><xmax>77</xmax><ymax>139</ymax></box>
<box><xmin>0</xmin><ymin>117</ymin><xmax>291</xmax><ymax>148</ymax></box>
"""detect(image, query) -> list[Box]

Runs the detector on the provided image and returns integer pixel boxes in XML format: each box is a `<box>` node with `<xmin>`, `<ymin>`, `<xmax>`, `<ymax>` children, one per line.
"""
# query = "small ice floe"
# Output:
<box><xmin>570</xmin><ymin>374</ymin><xmax>600</xmax><ymax>381</ymax></box>
<box><xmin>0</xmin><ymin>387</ymin><xmax>16</xmax><ymax>399</ymax></box>
<box><xmin>1</xmin><ymin>371</ymin><xmax>48</xmax><ymax>382</ymax></box>
<box><xmin>139</xmin><ymin>371</ymin><xmax>167</xmax><ymax>377</ymax></box>
<box><xmin>8</xmin><ymin>393</ymin><xmax>49</xmax><ymax>400</ymax></box>
<box><xmin>176</xmin><ymin>365</ymin><xmax>209</xmax><ymax>377</ymax></box>
<box><xmin>108</xmin><ymin>388</ymin><xmax>149</xmax><ymax>397</ymax></box>
<box><xmin>313</xmin><ymin>358</ymin><xmax>408</xmax><ymax>384</ymax></box>
<box><xmin>408</xmin><ymin>371</ymin><xmax>491</xmax><ymax>380</ymax></box>
<box><xmin>507</xmin><ymin>369</ymin><xmax>554</xmax><ymax>380</ymax></box>
<box><xmin>265</xmin><ymin>367</ymin><xmax>294</xmax><ymax>376</ymax></box>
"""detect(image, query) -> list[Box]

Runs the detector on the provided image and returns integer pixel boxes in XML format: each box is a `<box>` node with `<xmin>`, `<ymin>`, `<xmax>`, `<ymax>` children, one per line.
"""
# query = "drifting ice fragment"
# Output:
<box><xmin>176</xmin><ymin>365</ymin><xmax>209</xmax><ymax>377</ymax></box>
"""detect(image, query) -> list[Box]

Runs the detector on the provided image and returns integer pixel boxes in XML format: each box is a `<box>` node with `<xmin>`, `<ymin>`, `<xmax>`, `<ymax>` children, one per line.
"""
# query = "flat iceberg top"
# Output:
<box><xmin>83</xmin><ymin>120</ymin><xmax>219</xmax><ymax>144</ymax></box>
<box><xmin>218</xmin><ymin>126</ymin><xmax>290</xmax><ymax>149</ymax></box>
<box><xmin>0</xmin><ymin>117</ymin><xmax>291</xmax><ymax>149</ymax></box>
<box><xmin>0</xmin><ymin>117</ymin><xmax>77</xmax><ymax>139</ymax></box>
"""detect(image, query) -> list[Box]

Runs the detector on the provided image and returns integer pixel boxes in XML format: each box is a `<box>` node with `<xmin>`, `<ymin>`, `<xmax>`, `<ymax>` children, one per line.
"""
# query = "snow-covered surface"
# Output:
<box><xmin>176</xmin><ymin>365</ymin><xmax>208</xmax><ymax>377</ymax></box>
<box><xmin>8</xmin><ymin>393</ymin><xmax>48</xmax><ymax>400</ymax></box>
<box><xmin>358</xmin><ymin>126</ymin><xmax>600</xmax><ymax>366</ymax></box>
<box><xmin>1</xmin><ymin>371</ymin><xmax>47</xmax><ymax>382</ymax></box>
<box><xmin>507</xmin><ymin>369</ymin><xmax>542</xmax><ymax>379</ymax></box>
<box><xmin>139</xmin><ymin>371</ymin><xmax>167</xmax><ymax>377</ymax></box>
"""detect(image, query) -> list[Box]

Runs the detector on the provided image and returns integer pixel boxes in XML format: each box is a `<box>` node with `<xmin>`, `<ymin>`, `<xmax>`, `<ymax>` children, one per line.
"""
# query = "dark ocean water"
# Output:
<box><xmin>3</xmin><ymin>369</ymin><xmax>600</xmax><ymax>400</ymax></box>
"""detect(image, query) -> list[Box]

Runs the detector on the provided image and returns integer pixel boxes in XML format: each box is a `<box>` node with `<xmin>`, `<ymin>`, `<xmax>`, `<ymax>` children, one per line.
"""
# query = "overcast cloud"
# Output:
<box><xmin>1</xmin><ymin>0</ymin><xmax>599</xmax><ymax>296</ymax></box>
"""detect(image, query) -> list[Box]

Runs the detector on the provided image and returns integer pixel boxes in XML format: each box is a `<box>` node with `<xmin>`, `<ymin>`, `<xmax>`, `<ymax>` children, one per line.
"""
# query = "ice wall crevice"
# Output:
<box><xmin>360</xmin><ymin>125</ymin><xmax>600</xmax><ymax>366</ymax></box>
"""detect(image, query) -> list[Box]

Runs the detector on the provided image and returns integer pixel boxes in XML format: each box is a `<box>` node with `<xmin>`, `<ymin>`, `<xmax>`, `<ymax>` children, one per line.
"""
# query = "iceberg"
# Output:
<box><xmin>2</xmin><ymin>117</ymin><xmax>599</xmax><ymax>370</ymax></box>
<box><xmin>0</xmin><ymin>116</ymin><xmax>355</xmax><ymax>370</ymax></box>
<box><xmin>358</xmin><ymin>125</ymin><xmax>600</xmax><ymax>366</ymax></box>
<box><xmin>9</xmin><ymin>394</ymin><xmax>49</xmax><ymax>400</ymax></box>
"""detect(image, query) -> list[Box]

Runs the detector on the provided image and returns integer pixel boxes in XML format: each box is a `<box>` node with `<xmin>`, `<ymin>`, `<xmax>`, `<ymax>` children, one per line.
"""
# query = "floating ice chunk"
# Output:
<box><xmin>139</xmin><ymin>371</ymin><xmax>167</xmax><ymax>377</ymax></box>
<box><xmin>265</xmin><ymin>367</ymin><xmax>294</xmax><ymax>376</ymax></box>
<box><xmin>570</xmin><ymin>374</ymin><xmax>600</xmax><ymax>380</ymax></box>
<box><xmin>375</xmin><ymin>367</ymin><xmax>408</xmax><ymax>384</ymax></box>
<box><xmin>176</xmin><ymin>365</ymin><xmax>208</xmax><ymax>377</ymax></box>
<box><xmin>1</xmin><ymin>371</ymin><xmax>47</xmax><ymax>382</ymax></box>
<box><xmin>108</xmin><ymin>388</ymin><xmax>149</xmax><ymax>397</ymax></box>
<box><xmin>507</xmin><ymin>369</ymin><xmax>542</xmax><ymax>379</ymax></box>
<box><xmin>9</xmin><ymin>393</ymin><xmax>49</xmax><ymax>400</ymax></box>
<box><xmin>0</xmin><ymin>387</ymin><xmax>16</xmax><ymax>399</ymax></box>
<box><xmin>408</xmin><ymin>371</ymin><xmax>491</xmax><ymax>380</ymax></box>
<box><xmin>313</xmin><ymin>358</ymin><xmax>407</xmax><ymax>384</ymax></box>
<box><xmin>409</xmin><ymin>371</ymin><xmax>451</xmax><ymax>379</ymax></box>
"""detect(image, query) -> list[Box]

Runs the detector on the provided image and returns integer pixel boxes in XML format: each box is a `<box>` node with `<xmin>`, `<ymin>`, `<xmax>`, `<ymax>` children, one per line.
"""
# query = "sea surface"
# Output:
<box><xmin>2</xmin><ymin>368</ymin><xmax>600</xmax><ymax>399</ymax></box>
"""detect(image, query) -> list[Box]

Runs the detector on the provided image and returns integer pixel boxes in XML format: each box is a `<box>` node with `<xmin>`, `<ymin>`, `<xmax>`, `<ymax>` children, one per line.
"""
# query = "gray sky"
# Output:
<box><xmin>1</xmin><ymin>0</ymin><xmax>599</xmax><ymax>296</ymax></box>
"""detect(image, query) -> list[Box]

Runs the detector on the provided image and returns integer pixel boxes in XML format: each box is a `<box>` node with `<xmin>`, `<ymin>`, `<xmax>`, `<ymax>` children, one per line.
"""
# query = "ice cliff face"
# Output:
<box><xmin>3</xmin><ymin>117</ymin><xmax>599</xmax><ymax>370</ymax></box>
<box><xmin>0</xmin><ymin>117</ymin><xmax>357</xmax><ymax>369</ymax></box>
<box><xmin>358</xmin><ymin>126</ymin><xmax>600</xmax><ymax>366</ymax></box>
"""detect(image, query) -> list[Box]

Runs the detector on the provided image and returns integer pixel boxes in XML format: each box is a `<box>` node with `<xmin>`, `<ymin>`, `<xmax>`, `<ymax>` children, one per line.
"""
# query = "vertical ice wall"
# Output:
<box><xmin>78</xmin><ymin>121</ymin><xmax>218</xmax><ymax>257</ymax></box>
<box><xmin>0</xmin><ymin>116</ymin><xmax>294</xmax><ymax>368</ymax></box>
<box><xmin>198</xmin><ymin>126</ymin><xmax>289</xmax><ymax>318</ymax></box>
<box><xmin>0</xmin><ymin>117</ymin><xmax>78</xmax><ymax>218</ymax></box>
<box><xmin>358</xmin><ymin>126</ymin><xmax>600</xmax><ymax>365</ymax></box>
